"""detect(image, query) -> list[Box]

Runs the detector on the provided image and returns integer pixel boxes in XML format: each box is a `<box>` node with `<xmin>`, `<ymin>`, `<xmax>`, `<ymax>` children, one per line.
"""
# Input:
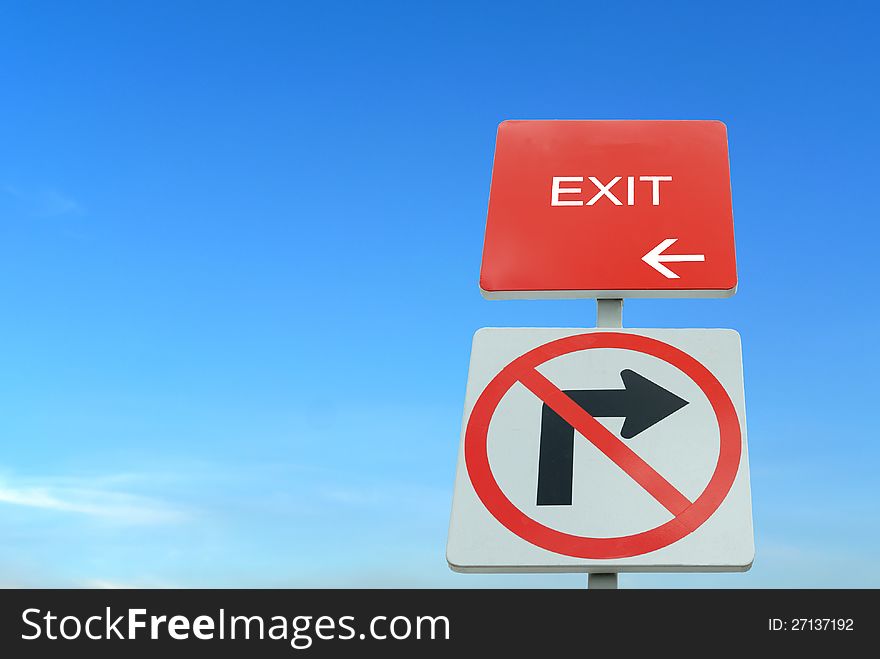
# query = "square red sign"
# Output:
<box><xmin>479</xmin><ymin>120</ymin><xmax>737</xmax><ymax>298</ymax></box>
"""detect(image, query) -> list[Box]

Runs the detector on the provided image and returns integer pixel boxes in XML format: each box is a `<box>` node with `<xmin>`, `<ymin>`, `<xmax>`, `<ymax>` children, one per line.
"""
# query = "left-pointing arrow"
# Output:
<box><xmin>642</xmin><ymin>237</ymin><xmax>705</xmax><ymax>279</ymax></box>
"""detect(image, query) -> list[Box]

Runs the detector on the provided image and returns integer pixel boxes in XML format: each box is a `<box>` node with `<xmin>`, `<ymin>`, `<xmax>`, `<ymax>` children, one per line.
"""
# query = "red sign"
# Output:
<box><xmin>464</xmin><ymin>332</ymin><xmax>742</xmax><ymax>559</ymax></box>
<box><xmin>479</xmin><ymin>120</ymin><xmax>737</xmax><ymax>298</ymax></box>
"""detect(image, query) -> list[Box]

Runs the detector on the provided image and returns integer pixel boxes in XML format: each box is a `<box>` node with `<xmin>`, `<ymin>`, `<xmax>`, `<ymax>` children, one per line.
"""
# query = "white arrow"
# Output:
<box><xmin>642</xmin><ymin>238</ymin><xmax>705</xmax><ymax>279</ymax></box>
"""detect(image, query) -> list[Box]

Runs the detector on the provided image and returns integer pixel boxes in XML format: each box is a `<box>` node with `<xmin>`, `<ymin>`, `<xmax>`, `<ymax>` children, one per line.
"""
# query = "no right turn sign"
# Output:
<box><xmin>446</xmin><ymin>327</ymin><xmax>754</xmax><ymax>572</ymax></box>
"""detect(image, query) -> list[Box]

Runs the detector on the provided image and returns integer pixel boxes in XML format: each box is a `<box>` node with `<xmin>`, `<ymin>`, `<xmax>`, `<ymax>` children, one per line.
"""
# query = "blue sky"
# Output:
<box><xmin>0</xmin><ymin>1</ymin><xmax>877</xmax><ymax>587</ymax></box>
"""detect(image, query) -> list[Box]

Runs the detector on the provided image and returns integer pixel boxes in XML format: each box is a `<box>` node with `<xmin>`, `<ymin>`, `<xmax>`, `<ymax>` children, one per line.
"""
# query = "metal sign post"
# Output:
<box><xmin>596</xmin><ymin>298</ymin><xmax>623</xmax><ymax>329</ymax></box>
<box><xmin>588</xmin><ymin>573</ymin><xmax>618</xmax><ymax>589</ymax></box>
<box><xmin>591</xmin><ymin>298</ymin><xmax>623</xmax><ymax>589</ymax></box>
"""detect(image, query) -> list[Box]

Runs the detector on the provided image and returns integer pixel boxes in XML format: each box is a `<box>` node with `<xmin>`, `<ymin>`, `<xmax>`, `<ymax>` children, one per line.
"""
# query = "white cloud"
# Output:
<box><xmin>1</xmin><ymin>183</ymin><xmax>84</xmax><ymax>217</ymax></box>
<box><xmin>0</xmin><ymin>475</ymin><xmax>186</xmax><ymax>525</ymax></box>
<box><xmin>319</xmin><ymin>485</ymin><xmax>385</xmax><ymax>506</ymax></box>
<box><xmin>38</xmin><ymin>189</ymin><xmax>83</xmax><ymax>217</ymax></box>
<box><xmin>80</xmin><ymin>578</ymin><xmax>179</xmax><ymax>589</ymax></box>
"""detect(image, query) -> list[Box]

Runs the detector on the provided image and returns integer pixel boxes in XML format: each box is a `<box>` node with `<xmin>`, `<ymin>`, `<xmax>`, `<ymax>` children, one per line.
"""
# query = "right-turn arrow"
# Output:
<box><xmin>642</xmin><ymin>238</ymin><xmax>705</xmax><ymax>279</ymax></box>
<box><xmin>536</xmin><ymin>369</ymin><xmax>689</xmax><ymax>506</ymax></box>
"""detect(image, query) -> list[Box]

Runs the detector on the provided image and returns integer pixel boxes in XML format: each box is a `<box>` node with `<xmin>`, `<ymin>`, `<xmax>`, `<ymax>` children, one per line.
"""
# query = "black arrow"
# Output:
<box><xmin>536</xmin><ymin>369</ymin><xmax>688</xmax><ymax>506</ymax></box>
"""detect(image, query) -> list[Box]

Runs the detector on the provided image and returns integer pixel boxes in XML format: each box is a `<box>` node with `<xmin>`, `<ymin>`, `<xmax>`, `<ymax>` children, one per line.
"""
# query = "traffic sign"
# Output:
<box><xmin>447</xmin><ymin>328</ymin><xmax>753</xmax><ymax>572</ymax></box>
<box><xmin>479</xmin><ymin>120</ymin><xmax>737</xmax><ymax>299</ymax></box>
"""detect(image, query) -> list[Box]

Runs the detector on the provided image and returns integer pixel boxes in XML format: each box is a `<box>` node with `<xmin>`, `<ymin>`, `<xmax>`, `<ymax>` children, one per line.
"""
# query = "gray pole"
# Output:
<box><xmin>589</xmin><ymin>298</ymin><xmax>624</xmax><ymax>589</ymax></box>
<box><xmin>596</xmin><ymin>298</ymin><xmax>623</xmax><ymax>328</ymax></box>
<box><xmin>588</xmin><ymin>572</ymin><xmax>618</xmax><ymax>589</ymax></box>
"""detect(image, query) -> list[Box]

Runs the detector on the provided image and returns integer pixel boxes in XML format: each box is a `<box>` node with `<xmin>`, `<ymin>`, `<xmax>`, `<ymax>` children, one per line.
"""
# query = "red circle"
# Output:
<box><xmin>464</xmin><ymin>332</ymin><xmax>742</xmax><ymax>559</ymax></box>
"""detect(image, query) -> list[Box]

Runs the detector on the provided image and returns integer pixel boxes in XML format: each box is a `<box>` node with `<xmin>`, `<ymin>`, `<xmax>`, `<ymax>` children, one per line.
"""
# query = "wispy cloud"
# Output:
<box><xmin>319</xmin><ymin>485</ymin><xmax>386</xmax><ymax>506</ymax></box>
<box><xmin>1</xmin><ymin>183</ymin><xmax>84</xmax><ymax>218</ymax></box>
<box><xmin>317</xmin><ymin>479</ymin><xmax>449</xmax><ymax>508</ymax></box>
<box><xmin>36</xmin><ymin>188</ymin><xmax>83</xmax><ymax>217</ymax></box>
<box><xmin>80</xmin><ymin>578</ymin><xmax>179</xmax><ymax>589</ymax></box>
<box><xmin>0</xmin><ymin>474</ymin><xmax>186</xmax><ymax>525</ymax></box>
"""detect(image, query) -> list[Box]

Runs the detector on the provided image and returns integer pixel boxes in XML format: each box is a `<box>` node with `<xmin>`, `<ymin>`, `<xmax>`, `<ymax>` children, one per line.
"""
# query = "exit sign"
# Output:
<box><xmin>479</xmin><ymin>120</ymin><xmax>737</xmax><ymax>299</ymax></box>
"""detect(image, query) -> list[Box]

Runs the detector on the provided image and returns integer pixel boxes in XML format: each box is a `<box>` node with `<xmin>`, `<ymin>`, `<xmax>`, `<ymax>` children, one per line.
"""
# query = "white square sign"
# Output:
<box><xmin>447</xmin><ymin>328</ymin><xmax>754</xmax><ymax>573</ymax></box>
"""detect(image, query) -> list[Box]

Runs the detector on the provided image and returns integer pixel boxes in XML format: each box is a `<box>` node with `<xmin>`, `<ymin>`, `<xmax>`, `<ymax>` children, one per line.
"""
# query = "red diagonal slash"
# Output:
<box><xmin>518</xmin><ymin>367</ymin><xmax>692</xmax><ymax>516</ymax></box>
